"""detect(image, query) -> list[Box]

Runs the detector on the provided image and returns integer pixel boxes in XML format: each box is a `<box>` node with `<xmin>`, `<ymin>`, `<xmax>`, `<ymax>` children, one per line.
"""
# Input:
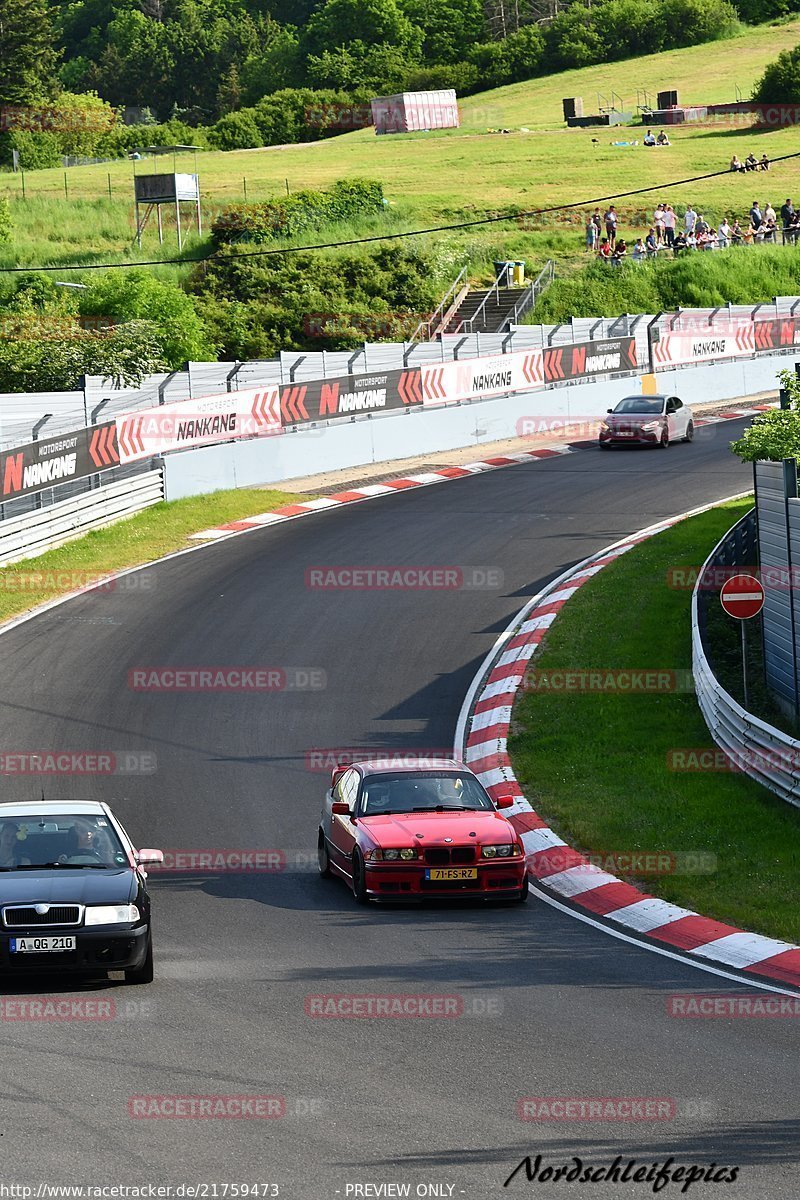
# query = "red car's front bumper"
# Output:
<box><xmin>363</xmin><ymin>860</ymin><xmax>527</xmax><ymax>899</ymax></box>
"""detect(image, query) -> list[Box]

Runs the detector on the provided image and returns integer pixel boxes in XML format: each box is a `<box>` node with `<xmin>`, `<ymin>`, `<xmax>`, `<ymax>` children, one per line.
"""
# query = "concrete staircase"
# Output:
<box><xmin>446</xmin><ymin>286</ymin><xmax>529</xmax><ymax>335</ymax></box>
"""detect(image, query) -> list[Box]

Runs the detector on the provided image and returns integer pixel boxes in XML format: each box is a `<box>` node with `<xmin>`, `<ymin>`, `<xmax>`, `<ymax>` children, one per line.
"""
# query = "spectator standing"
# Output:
<box><xmin>696</xmin><ymin>213</ymin><xmax>709</xmax><ymax>236</ymax></box>
<box><xmin>586</xmin><ymin>215</ymin><xmax>598</xmax><ymax>252</ymax></box>
<box><xmin>780</xmin><ymin>198</ymin><xmax>795</xmax><ymax>244</ymax></box>
<box><xmin>654</xmin><ymin>204</ymin><xmax>665</xmax><ymax>244</ymax></box>
<box><xmin>592</xmin><ymin>208</ymin><xmax>602</xmax><ymax>237</ymax></box>
<box><xmin>663</xmin><ymin>204</ymin><xmax>676</xmax><ymax>247</ymax></box>
<box><xmin>604</xmin><ymin>206</ymin><xmax>618</xmax><ymax>247</ymax></box>
<box><xmin>731</xmin><ymin>219</ymin><xmax>743</xmax><ymax>245</ymax></box>
<box><xmin>764</xmin><ymin>216</ymin><xmax>777</xmax><ymax>243</ymax></box>
<box><xmin>749</xmin><ymin>200</ymin><xmax>762</xmax><ymax>231</ymax></box>
<box><xmin>684</xmin><ymin>204</ymin><xmax>697</xmax><ymax>234</ymax></box>
<box><xmin>718</xmin><ymin>216</ymin><xmax>731</xmax><ymax>248</ymax></box>
<box><xmin>765</xmin><ymin>201</ymin><xmax>776</xmax><ymax>226</ymax></box>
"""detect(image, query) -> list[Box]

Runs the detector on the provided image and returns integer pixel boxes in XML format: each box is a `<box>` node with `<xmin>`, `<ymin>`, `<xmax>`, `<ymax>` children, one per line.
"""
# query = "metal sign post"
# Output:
<box><xmin>720</xmin><ymin>573</ymin><xmax>766</xmax><ymax>708</ymax></box>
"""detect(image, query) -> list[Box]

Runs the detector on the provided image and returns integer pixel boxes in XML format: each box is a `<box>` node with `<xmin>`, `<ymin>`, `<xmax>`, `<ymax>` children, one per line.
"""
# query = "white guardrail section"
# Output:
<box><xmin>0</xmin><ymin>470</ymin><xmax>164</xmax><ymax>567</ymax></box>
<box><xmin>692</xmin><ymin>516</ymin><xmax>800</xmax><ymax>807</ymax></box>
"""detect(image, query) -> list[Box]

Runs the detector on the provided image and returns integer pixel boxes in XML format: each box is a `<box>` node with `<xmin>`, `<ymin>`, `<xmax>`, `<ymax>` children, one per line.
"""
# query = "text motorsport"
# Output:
<box><xmin>502</xmin><ymin>1155</ymin><xmax>739</xmax><ymax>1193</ymax></box>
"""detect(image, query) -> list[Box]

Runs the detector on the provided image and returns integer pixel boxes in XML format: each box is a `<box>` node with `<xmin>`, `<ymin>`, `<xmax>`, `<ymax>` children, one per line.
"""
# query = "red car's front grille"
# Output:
<box><xmin>423</xmin><ymin>847</ymin><xmax>476</xmax><ymax>866</ymax></box>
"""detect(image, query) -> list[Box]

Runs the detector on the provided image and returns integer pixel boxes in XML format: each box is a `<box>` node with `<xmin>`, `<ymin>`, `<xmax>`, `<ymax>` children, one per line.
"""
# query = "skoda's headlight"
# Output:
<box><xmin>84</xmin><ymin>904</ymin><xmax>140</xmax><ymax>926</ymax></box>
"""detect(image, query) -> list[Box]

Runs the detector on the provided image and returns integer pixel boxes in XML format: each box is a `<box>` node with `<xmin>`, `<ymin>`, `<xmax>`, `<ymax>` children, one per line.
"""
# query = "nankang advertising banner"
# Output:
<box><xmin>279</xmin><ymin>367</ymin><xmax>422</xmax><ymax>427</ymax></box>
<box><xmin>0</xmin><ymin>422</ymin><xmax>119</xmax><ymax>501</ymax></box>
<box><xmin>422</xmin><ymin>349</ymin><xmax>543</xmax><ymax>407</ymax></box>
<box><xmin>542</xmin><ymin>337</ymin><xmax>637</xmax><ymax>383</ymax></box>
<box><xmin>653</xmin><ymin>319</ymin><xmax>800</xmax><ymax>368</ymax></box>
<box><xmin>115</xmin><ymin>387</ymin><xmax>281</xmax><ymax>463</ymax></box>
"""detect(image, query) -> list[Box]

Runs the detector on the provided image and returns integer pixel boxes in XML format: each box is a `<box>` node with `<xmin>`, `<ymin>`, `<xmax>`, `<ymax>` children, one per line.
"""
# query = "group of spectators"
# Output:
<box><xmin>587</xmin><ymin>199</ymin><xmax>800</xmax><ymax>262</ymax></box>
<box><xmin>643</xmin><ymin>128</ymin><xmax>671</xmax><ymax>147</ymax></box>
<box><xmin>729</xmin><ymin>153</ymin><xmax>770</xmax><ymax>173</ymax></box>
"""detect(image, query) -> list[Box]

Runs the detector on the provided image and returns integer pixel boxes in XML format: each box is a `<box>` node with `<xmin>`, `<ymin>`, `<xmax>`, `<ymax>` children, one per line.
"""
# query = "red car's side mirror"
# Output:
<box><xmin>495</xmin><ymin>795</ymin><xmax>515</xmax><ymax>810</ymax></box>
<box><xmin>331</xmin><ymin>767</ymin><xmax>348</xmax><ymax>789</ymax></box>
<box><xmin>331</xmin><ymin>802</ymin><xmax>351</xmax><ymax>816</ymax></box>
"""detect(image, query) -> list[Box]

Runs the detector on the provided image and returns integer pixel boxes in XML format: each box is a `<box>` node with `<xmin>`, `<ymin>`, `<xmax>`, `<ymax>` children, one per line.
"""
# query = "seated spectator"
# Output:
<box><xmin>791</xmin><ymin>212</ymin><xmax>800</xmax><ymax>242</ymax></box>
<box><xmin>730</xmin><ymin>155</ymin><xmax>745</xmax><ymax>173</ymax></box>
<box><xmin>760</xmin><ymin>153</ymin><xmax>771</xmax><ymax>171</ymax></box>
<box><xmin>632</xmin><ymin>237</ymin><xmax>646</xmax><ymax>261</ymax></box>
<box><xmin>657</xmin><ymin>130</ymin><xmax>670</xmax><ymax>146</ymax></box>
<box><xmin>598</xmin><ymin>238</ymin><xmax>613</xmax><ymax>259</ymax></box>
<box><xmin>612</xmin><ymin>238</ymin><xmax>628</xmax><ymax>264</ymax></box>
<box><xmin>673</xmin><ymin>230</ymin><xmax>687</xmax><ymax>252</ymax></box>
<box><xmin>685</xmin><ymin>229</ymin><xmax>698</xmax><ymax>250</ymax></box>
<box><xmin>645</xmin><ymin>228</ymin><xmax>658</xmax><ymax>256</ymax></box>
<box><xmin>643</xmin><ymin>128</ymin><xmax>656</xmax><ymax>146</ymax></box>
<box><xmin>718</xmin><ymin>216</ymin><xmax>731</xmax><ymax>248</ymax></box>
<box><xmin>745</xmin><ymin>153</ymin><xmax>758</xmax><ymax>171</ymax></box>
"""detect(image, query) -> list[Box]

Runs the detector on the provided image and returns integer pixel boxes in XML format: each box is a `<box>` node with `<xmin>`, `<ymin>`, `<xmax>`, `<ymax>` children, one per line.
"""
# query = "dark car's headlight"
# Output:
<box><xmin>481</xmin><ymin>844</ymin><xmax>521</xmax><ymax>859</ymax></box>
<box><xmin>84</xmin><ymin>904</ymin><xmax>140</xmax><ymax>926</ymax></box>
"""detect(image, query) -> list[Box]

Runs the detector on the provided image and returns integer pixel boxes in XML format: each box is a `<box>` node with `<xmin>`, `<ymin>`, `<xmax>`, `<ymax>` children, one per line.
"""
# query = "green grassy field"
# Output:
<box><xmin>3</xmin><ymin>20</ymin><xmax>800</xmax><ymax>270</ymax></box>
<box><xmin>0</xmin><ymin>487</ymin><xmax>310</xmax><ymax>625</ymax></box>
<box><xmin>509</xmin><ymin>498</ymin><xmax>800</xmax><ymax>944</ymax></box>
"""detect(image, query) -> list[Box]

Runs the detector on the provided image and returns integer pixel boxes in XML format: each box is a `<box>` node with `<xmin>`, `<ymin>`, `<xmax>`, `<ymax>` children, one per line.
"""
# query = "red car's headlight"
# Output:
<box><xmin>367</xmin><ymin>848</ymin><xmax>420</xmax><ymax>861</ymax></box>
<box><xmin>482</xmin><ymin>844</ymin><xmax>522</xmax><ymax>858</ymax></box>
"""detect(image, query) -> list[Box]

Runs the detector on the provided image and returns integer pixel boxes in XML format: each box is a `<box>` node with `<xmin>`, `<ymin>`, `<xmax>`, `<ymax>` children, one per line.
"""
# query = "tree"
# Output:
<box><xmin>755</xmin><ymin>45</ymin><xmax>800</xmax><ymax>103</ymax></box>
<box><xmin>402</xmin><ymin>0</ymin><xmax>486</xmax><ymax>64</ymax></box>
<box><xmin>302</xmin><ymin>0</ymin><xmax>422</xmax><ymax>57</ymax></box>
<box><xmin>730</xmin><ymin>371</ymin><xmax>800</xmax><ymax>462</ymax></box>
<box><xmin>0</xmin><ymin>0</ymin><xmax>60</xmax><ymax>103</ymax></box>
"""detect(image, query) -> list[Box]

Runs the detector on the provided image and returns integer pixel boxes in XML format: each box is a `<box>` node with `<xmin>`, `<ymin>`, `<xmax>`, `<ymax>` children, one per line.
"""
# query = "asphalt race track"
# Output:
<box><xmin>0</xmin><ymin>416</ymin><xmax>797</xmax><ymax>1199</ymax></box>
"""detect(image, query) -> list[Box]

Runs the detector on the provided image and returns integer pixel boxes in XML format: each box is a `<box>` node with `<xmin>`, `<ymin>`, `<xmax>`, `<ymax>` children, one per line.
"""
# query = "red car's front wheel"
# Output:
<box><xmin>351</xmin><ymin>852</ymin><xmax>369</xmax><ymax>905</ymax></box>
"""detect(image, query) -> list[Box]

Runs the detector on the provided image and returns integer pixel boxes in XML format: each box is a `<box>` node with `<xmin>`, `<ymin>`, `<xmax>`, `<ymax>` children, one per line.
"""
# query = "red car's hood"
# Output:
<box><xmin>359</xmin><ymin>809</ymin><xmax>516</xmax><ymax>847</ymax></box>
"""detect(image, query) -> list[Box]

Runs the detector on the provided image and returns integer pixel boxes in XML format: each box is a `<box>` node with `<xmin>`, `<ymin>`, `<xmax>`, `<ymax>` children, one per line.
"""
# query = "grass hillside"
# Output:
<box><xmin>2</xmin><ymin>18</ymin><xmax>800</xmax><ymax>270</ymax></box>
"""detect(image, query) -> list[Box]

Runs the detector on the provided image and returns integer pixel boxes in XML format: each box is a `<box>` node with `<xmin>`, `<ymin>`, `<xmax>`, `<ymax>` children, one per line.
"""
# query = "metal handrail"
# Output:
<box><xmin>410</xmin><ymin>265</ymin><xmax>469</xmax><ymax>342</ymax></box>
<box><xmin>459</xmin><ymin>264</ymin><xmax>510</xmax><ymax>335</ymax></box>
<box><xmin>504</xmin><ymin>260</ymin><xmax>554</xmax><ymax>330</ymax></box>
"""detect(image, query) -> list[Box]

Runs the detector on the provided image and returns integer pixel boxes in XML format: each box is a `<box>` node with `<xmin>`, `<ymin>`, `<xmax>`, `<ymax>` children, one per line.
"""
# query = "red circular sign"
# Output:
<box><xmin>720</xmin><ymin>573</ymin><xmax>765</xmax><ymax>620</ymax></box>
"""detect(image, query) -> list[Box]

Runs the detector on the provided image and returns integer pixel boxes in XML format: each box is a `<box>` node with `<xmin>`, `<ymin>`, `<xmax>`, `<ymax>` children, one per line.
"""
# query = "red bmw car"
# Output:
<box><xmin>317</xmin><ymin>760</ymin><xmax>528</xmax><ymax>904</ymax></box>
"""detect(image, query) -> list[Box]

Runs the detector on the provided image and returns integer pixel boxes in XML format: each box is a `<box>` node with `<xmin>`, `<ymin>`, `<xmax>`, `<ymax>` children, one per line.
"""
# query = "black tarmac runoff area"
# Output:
<box><xmin>0</xmin><ymin>416</ymin><xmax>796</xmax><ymax>1199</ymax></box>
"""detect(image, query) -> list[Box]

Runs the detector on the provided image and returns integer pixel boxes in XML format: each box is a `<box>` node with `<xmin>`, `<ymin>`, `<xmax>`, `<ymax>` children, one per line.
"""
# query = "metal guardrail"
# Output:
<box><xmin>0</xmin><ymin>469</ymin><xmax>164</xmax><ymax>567</ymax></box>
<box><xmin>693</xmin><ymin>509</ymin><xmax>800</xmax><ymax>807</ymax></box>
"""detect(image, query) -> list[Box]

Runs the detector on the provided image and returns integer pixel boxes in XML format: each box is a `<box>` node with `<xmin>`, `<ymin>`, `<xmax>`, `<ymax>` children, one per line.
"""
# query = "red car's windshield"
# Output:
<box><xmin>358</xmin><ymin>772</ymin><xmax>493</xmax><ymax>816</ymax></box>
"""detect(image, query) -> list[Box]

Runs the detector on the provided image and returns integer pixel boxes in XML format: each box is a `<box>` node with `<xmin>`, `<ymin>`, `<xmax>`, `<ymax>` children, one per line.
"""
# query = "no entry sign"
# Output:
<box><xmin>720</xmin><ymin>574</ymin><xmax>765</xmax><ymax>620</ymax></box>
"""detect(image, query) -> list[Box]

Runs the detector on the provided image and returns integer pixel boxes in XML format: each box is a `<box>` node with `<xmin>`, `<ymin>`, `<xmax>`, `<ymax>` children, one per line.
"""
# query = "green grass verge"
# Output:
<box><xmin>0</xmin><ymin>486</ymin><xmax>310</xmax><ymax>625</ymax></box>
<box><xmin>2</xmin><ymin>20</ymin><xmax>800</xmax><ymax>269</ymax></box>
<box><xmin>508</xmin><ymin>497</ymin><xmax>800</xmax><ymax>944</ymax></box>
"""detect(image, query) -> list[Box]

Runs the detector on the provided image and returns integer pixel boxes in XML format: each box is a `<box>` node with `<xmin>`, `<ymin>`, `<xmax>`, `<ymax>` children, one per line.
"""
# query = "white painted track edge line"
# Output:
<box><xmin>531</xmin><ymin>885</ymin><xmax>800</xmax><ymax>998</ymax></box>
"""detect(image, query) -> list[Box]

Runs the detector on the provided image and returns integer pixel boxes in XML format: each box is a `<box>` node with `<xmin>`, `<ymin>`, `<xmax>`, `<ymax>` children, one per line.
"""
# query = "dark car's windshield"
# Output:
<box><xmin>0</xmin><ymin>814</ymin><xmax>128</xmax><ymax>869</ymax></box>
<box><xmin>613</xmin><ymin>397</ymin><xmax>665</xmax><ymax>414</ymax></box>
<box><xmin>358</xmin><ymin>772</ymin><xmax>494</xmax><ymax>816</ymax></box>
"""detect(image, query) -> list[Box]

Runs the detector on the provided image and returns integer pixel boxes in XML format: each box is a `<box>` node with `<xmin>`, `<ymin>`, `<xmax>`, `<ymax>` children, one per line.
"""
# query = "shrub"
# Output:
<box><xmin>211</xmin><ymin>177</ymin><xmax>385</xmax><ymax>245</ymax></box>
<box><xmin>207</xmin><ymin>110</ymin><xmax>264</xmax><ymax>151</ymax></box>
<box><xmin>403</xmin><ymin>62</ymin><xmax>480</xmax><ymax>93</ymax></box>
<box><xmin>0</xmin><ymin>199</ymin><xmax>10</xmax><ymax>245</ymax></box>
